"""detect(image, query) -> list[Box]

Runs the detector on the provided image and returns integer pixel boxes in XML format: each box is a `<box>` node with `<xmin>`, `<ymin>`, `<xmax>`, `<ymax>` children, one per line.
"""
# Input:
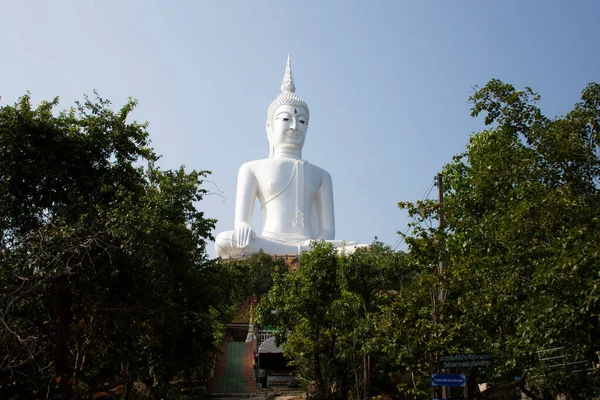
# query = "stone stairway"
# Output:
<box><xmin>209</xmin><ymin>342</ymin><xmax>256</xmax><ymax>394</ymax></box>
<box><xmin>208</xmin><ymin>344</ymin><xmax>227</xmax><ymax>394</ymax></box>
<box><xmin>242</xmin><ymin>342</ymin><xmax>256</xmax><ymax>393</ymax></box>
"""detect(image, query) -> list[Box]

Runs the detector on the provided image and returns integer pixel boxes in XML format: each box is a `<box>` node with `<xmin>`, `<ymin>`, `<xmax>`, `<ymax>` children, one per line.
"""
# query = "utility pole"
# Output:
<box><xmin>430</xmin><ymin>174</ymin><xmax>448</xmax><ymax>399</ymax></box>
<box><xmin>433</xmin><ymin>173</ymin><xmax>447</xmax><ymax>400</ymax></box>
<box><xmin>437</xmin><ymin>172</ymin><xmax>446</xmax><ymax>302</ymax></box>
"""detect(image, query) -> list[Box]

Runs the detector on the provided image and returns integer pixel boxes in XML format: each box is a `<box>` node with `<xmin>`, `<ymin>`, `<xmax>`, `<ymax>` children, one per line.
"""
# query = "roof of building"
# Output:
<box><xmin>258</xmin><ymin>336</ymin><xmax>283</xmax><ymax>354</ymax></box>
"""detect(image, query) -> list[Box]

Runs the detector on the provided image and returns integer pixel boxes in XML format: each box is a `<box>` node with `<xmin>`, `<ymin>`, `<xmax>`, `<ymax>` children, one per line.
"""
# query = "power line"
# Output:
<box><xmin>393</xmin><ymin>177</ymin><xmax>436</xmax><ymax>251</ymax></box>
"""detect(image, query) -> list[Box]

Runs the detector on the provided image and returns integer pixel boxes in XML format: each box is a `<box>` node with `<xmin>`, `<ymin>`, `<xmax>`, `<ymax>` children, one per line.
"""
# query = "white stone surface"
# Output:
<box><xmin>215</xmin><ymin>56</ymin><xmax>365</xmax><ymax>259</ymax></box>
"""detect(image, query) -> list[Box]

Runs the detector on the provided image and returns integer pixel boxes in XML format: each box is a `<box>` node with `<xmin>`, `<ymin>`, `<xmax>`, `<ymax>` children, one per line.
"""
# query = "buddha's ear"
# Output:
<box><xmin>265</xmin><ymin>120</ymin><xmax>272</xmax><ymax>140</ymax></box>
<box><xmin>266</xmin><ymin>121</ymin><xmax>274</xmax><ymax>158</ymax></box>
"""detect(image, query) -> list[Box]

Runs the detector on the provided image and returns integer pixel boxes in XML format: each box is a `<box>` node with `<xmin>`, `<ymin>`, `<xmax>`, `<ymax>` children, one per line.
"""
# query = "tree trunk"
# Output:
<box><xmin>363</xmin><ymin>354</ymin><xmax>367</xmax><ymax>400</ymax></box>
<box><xmin>366</xmin><ymin>354</ymin><xmax>372</xmax><ymax>399</ymax></box>
<box><xmin>312</xmin><ymin>327</ymin><xmax>327</xmax><ymax>400</ymax></box>
<box><xmin>54</xmin><ymin>275</ymin><xmax>72</xmax><ymax>399</ymax></box>
<box><xmin>354</xmin><ymin>366</ymin><xmax>360</xmax><ymax>400</ymax></box>
<box><xmin>467</xmin><ymin>367</ymin><xmax>478</xmax><ymax>400</ymax></box>
<box><xmin>353</xmin><ymin>336</ymin><xmax>361</xmax><ymax>399</ymax></box>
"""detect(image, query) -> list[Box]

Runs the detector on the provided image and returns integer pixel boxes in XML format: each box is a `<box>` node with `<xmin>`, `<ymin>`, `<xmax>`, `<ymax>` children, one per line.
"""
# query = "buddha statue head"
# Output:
<box><xmin>266</xmin><ymin>56</ymin><xmax>310</xmax><ymax>158</ymax></box>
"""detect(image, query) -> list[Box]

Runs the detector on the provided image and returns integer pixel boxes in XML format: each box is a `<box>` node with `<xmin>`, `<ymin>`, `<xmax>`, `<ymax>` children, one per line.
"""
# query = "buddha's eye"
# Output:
<box><xmin>299</xmin><ymin>120</ymin><xmax>306</xmax><ymax>124</ymax></box>
<box><xmin>283</xmin><ymin>117</ymin><xmax>290</xmax><ymax>121</ymax></box>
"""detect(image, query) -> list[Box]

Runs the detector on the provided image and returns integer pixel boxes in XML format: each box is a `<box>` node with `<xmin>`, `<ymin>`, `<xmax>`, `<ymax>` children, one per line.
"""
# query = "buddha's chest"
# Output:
<box><xmin>255</xmin><ymin>161</ymin><xmax>320</xmax><ymax>205</ymax></box>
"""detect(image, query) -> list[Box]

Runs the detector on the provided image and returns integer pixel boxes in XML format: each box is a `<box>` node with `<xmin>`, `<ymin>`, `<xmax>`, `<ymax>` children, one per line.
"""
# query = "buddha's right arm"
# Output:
<box><xmin>315</xmin><ymin>171</ymin><xmax>335</xmax><ymax>240</ymax></box>
<box><xmin>233</xmin><ymin>163</ymin><xmax>258</xmax><ymax>232</ymax></box>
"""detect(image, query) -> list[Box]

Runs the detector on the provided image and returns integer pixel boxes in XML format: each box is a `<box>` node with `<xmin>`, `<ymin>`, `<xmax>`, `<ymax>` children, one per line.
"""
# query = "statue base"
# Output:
<box><xmin>215</xmin><ymin>232</ymin><xmax>369</xmax><ymax>260</ymax></box>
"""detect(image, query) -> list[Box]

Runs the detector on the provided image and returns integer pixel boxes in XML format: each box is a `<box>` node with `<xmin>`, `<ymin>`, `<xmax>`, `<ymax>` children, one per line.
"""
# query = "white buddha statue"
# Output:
<box><xmin>215</xmin><ymin>56</ymin><xmax>363</xmax><ymax>259</ymax></box>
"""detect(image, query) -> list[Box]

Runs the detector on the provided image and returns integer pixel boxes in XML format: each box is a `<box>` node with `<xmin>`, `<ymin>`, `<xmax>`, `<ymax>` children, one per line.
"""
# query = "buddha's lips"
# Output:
<box><xmin>286</xmin><ymin>131</ymin><xmax>302</xmax><ymax>139</ymax></box>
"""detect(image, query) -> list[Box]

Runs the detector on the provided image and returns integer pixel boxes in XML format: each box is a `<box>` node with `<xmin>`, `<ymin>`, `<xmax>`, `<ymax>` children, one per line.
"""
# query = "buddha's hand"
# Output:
<box><xmin>233</xmin><ymin>223</ymin><xmax>256</xmax><ymax>248</ymax></box>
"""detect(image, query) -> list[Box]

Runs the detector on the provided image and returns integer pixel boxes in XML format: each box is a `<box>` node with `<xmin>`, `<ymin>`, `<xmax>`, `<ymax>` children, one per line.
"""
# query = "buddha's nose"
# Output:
<box><xmin>290</xmin><ymin>119</ymin><xmax>297</xmax><ymax>130</ymax></box>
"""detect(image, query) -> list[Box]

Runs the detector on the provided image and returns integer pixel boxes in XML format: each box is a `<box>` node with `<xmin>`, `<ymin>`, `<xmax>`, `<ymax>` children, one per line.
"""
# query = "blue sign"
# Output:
<box><xmin>431</xmin><ymin>373</ymin><xmax>466</xmax><ymax>387</ymax></box>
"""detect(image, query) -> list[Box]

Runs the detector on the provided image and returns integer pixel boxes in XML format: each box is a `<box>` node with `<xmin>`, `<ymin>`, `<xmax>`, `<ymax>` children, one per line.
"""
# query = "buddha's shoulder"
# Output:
<box><xmin>238</xmin><ymin>159</ymin><xmax>332</xmax><ymax>179</ymax></box>
<box><xmin>239</xmin><ymin>159</ymin><xmax>270</xmax><ymax>171</ymax></box>
<box><xmin>305</xmin><ymin>162</ymin><xmax>332</xmax><ymax>179</ymax></box>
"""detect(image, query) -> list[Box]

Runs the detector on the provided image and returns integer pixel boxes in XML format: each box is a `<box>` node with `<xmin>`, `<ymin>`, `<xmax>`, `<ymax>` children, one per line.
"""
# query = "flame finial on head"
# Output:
<box><xmin>267</xmin><ymin>55</ymin><xmax>309</xmax><ymax>126</ymax></box>
<box><xmin>281</xmin><ymin>54</ymin><xmax>296</xmax><ymax>93</ymax></box>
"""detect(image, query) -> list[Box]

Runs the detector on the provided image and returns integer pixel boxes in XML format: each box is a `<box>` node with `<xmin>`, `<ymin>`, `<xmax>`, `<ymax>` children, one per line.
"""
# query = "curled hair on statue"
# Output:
<box><xmin>267</xmin><ymin>92</ymin><xmax>310</xmax><ymax>126</ymax></box>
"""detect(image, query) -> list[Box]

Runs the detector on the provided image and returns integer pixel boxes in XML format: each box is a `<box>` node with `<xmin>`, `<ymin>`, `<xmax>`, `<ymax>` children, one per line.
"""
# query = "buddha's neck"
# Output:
<box><xmin>273</xmin><ymin>149</ymin><xmax>303</xmax><ymax>160</ymax></box>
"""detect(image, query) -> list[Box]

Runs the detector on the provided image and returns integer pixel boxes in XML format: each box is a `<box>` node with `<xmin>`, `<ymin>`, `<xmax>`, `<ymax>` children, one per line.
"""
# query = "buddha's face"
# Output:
<box><xmin>268</xmin><ymin>104</ymin><xmax>309</xmax><ymax>151</ymax></box>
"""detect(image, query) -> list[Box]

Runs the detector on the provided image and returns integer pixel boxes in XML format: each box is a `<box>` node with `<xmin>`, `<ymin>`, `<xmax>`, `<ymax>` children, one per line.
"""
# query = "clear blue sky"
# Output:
<box><xmin>2</xmin><ymin>1</ymin><xmax>599</xmax><ymax>257</ymax></box>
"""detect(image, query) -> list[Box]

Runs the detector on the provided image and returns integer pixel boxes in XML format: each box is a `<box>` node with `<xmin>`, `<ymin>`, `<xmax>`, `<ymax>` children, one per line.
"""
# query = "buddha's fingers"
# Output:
<box><xmin>243</xmin><ymin>229</ymin><xmax>250</xmax><ymax>247</ymax></box>
<box><xmin>234</xmin><ymin>230</ymin><xmax>244</xmax><ymax>248</ymax></box>
<box><xmin>239</xmin><ymin>230</ymin><xmax>244</xmax><ymax>247</ymax></box>
<box><xmin>236</xmin><ymin>226</ymin><xmax>255</xmax><ymax>248</ymax></box>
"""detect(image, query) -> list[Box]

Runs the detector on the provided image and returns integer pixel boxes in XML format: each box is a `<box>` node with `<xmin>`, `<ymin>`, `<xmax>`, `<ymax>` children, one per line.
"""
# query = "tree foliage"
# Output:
<box><xmin>256</xmin><ymin>241</ymin><xmax>412</xmax><ymax>399</ymax></box>
<box><xmin>0</xmin><ymin>94</ymin><xmax>232</xmax><ymax>399</ymax></box>
<box><xmin>218</xmin><ymin>251</ymin><xmax>287</xmax><ymax>303</ymax></box>
<box><xmin>397</xmin><ymin>80</ymin><xmax>600</xmax><ymax>399</ymax></box>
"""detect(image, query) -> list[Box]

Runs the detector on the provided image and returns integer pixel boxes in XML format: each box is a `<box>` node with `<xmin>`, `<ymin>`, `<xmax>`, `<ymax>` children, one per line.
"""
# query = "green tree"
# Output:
<box><xmin>370</xmin><ymin>225</ymin><xmax>442</xmax><ymax>398</ymax></box>
<box><xmin>257</xmin><ymin>242</ymin><xmax>413</xmax><ymax>399</ymax></box>
<box><xmin>337</xmin><ymin>241</ymin><xmax>412</xmax><ymax>398</ymax></box>
<box><xmin>257</xmin><ymin>242</ymin><xmax>340</xmax><ymax>399</ymax></box>
<box><xmin>0</xmin><ymin>94</ymin><xmax>231</xmax><ymax>399</ymax></box>
<box><xmin>397</xmin><ymin>80</ymin><xmax>600</xmax><ymax>399</ymax></box>
<box><xmin>219</xmin><ymin>251</ymin><xmax>287</xmax><ymax>303</ymax></box>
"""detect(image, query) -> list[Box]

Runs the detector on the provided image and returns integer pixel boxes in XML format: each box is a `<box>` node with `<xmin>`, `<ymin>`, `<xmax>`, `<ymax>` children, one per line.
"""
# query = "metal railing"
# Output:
<box><xmin>256</xmin><ymin>329</ymin><xmax>278</xmax><ymax>347</ymax></box>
